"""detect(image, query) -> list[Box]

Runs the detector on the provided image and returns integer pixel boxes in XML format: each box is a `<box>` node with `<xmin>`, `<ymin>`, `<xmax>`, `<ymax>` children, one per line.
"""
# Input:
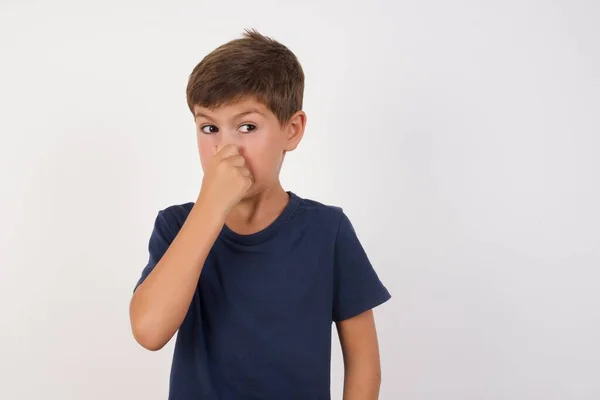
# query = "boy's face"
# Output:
<box><xmin>193</xmin><ymin>97</ymin><xmax>306</xmax><ymax>197</ymax></box>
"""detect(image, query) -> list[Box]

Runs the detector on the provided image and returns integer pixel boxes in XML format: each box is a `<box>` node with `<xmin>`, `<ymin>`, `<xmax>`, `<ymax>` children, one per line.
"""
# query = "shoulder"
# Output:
<box><xmin>154</xmin><ymin>201</ymin><xmax>195</xmax><ymax>236</ymax></box>
<box><xmin>292</xmin><ymin>192</ymin><xmax>352</xmax><ymax>235</ymax></box>
<box><xmin>292</xmin><ymin>194</ymin><xmax>369</xmax><ymax>252</ymax></box>
<box><xmin>294</xmin><ymin>193</ymin><xmax>344</xmax><ymax>221</ymax></box>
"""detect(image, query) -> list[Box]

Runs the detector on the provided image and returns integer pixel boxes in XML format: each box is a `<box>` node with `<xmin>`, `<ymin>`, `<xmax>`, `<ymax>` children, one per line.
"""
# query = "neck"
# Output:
<box><xmin>225</xmin><ymin>182</ymin><xmax>290</xmax><ymax>235</ymax></box>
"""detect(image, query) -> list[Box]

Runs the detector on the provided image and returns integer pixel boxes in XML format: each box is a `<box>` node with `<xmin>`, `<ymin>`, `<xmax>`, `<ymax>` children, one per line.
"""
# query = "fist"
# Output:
<box><xmin>198</xmin><ymin>145</ymin><xmax>253</xmax><ymax>216</ymax></box>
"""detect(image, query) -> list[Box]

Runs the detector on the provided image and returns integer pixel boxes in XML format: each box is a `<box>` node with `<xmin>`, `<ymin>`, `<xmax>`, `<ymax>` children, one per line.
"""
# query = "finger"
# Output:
<box><xmin>215</xmin><ymin>144</ymin><xmax>239</xmax><ymax>160</ymax></box>
<box><xmin>244</xmin><ymin>175</ymin><xmax>254</xmax><ymax>189</ymax></box>
<box><xmin>226</xmin><ymin>155</ymin><xmax>246</xmax><ymax>167</ymax></box>
<box><xmin>237</xmin><ymin>166</ymin><xmax>252</xmax><ymax>177</ymax></box>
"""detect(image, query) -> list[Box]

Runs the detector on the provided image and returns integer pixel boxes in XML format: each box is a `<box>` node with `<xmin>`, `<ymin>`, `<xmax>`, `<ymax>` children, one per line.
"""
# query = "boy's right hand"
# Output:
<box><xmin>132</xmin><ymin>146</ymin><xmax>250</xmax><ymax>351</ymax></box>
<box><xmin>197</xmin><ymin>144</ymin><xmax>253</xmax><ymax>218</ymax></box>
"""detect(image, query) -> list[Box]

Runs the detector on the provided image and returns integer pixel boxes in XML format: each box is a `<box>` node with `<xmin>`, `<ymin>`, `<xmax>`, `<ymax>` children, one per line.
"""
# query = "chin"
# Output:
<box><xmin>242</xmin><ymin>185</ymin><xmax>260</xmax><ymax>199</ymax></box>
<box><xmin>242</xmin><ymin>182</ymin><xmax>274</xmax><ymax>200</ymax></box>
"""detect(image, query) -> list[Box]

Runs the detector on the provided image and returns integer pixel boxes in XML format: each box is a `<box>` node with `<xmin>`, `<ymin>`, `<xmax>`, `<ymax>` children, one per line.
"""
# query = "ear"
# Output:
<box><xmin>283</xmin><ymin>110</ymin><xmax>307</xmax><ymax>152</ymax></box>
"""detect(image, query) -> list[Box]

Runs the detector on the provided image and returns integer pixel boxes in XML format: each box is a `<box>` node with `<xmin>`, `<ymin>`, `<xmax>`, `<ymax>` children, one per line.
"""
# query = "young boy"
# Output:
<box><xmin>129</xmin><ymin>29</ymin><xmax>391</xmax><ymax>400</ymax></box>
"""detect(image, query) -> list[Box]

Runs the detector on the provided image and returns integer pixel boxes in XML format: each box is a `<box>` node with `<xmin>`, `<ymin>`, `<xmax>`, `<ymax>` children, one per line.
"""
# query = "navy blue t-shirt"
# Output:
<box><xmin>135</xmin><ymin>191</ymin><xmax>391</xmax><ymax>399</ymax></box>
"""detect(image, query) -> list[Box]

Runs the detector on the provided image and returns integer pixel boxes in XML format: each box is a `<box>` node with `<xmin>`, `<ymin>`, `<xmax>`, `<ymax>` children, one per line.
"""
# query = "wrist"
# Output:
<box><xmin>192</xmin><ymin>195</ymin><xmax>227</xmax><ymax>230</ymax></box>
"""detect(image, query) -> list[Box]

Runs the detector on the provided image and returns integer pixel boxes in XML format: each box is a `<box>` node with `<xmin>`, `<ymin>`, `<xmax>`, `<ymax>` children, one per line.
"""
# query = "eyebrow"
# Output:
<box><xmin>194</xmin><ymin>108</ymin><xmax>265</xmax><ymax>121</ymax></box>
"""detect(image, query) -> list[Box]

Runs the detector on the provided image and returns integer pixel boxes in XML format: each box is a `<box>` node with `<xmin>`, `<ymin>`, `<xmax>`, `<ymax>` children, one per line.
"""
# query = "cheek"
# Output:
<box><xmin>242</xmin><ymin>138</ymin><xmax>283</xmax><ymax>179</ymax></box>
<box><xmin>197</xmin><ymin>136</ymin><xmax>215</xmax><ymax>170</ymax></box>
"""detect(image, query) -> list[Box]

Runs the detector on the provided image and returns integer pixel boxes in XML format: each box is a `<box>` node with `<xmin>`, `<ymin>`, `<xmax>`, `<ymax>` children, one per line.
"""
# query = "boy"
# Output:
<box><xmin>129</xmin><ymin>29</ymin><xmax>391</xmax><ymax>399</ymax></box>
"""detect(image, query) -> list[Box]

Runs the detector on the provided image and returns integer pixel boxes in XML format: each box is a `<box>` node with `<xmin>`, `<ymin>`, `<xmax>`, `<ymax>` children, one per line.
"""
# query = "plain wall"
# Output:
<box><xmin>1</xmin><ymin>0</ymin><xmax>599</xmax><ymax>399</ymax></box>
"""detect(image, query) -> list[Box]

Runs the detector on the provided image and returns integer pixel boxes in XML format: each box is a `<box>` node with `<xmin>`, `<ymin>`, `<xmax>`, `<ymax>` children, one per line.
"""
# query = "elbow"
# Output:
<box><xmin>370</xmin><ymin>364</ymin><xmax>382</xmax><ymax>391</ymax></box>
<box><xmin>344</xmin><ymin>361</ymin><xmax>382</xmax><ymax>396</ymax></box>
<box><xmin>375</xmin><ymin>369</ymin><xmax>382</xmax><ymax>390</ymax></box>
<box><xmin>130</xmin><ymin>303</ymin><xmax>168</xmax><ymax>351</ymax></box>
<box><xmin>132</xmin><ymin>326</ymin><xmax>168</xmax><ymax>351</ymax></box>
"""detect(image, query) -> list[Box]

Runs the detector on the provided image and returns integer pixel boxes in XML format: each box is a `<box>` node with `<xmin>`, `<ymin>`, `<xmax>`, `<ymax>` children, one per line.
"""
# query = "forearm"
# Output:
<box><xmin>342</xmin><ymin>362</ymin><xmax>381</xmax><ymax>400</ymax></box>
<box><xmin>129</xmin><ymin>200</ymin><xmax>223</xmax><ymax>350</ymax></box>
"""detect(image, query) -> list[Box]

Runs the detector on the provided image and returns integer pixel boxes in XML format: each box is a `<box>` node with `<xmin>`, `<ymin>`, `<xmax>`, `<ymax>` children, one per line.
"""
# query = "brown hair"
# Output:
<box><xmin>186</xmin><ymin>29</ymin><xmax>305</xmax><ymax>126</ymax></box>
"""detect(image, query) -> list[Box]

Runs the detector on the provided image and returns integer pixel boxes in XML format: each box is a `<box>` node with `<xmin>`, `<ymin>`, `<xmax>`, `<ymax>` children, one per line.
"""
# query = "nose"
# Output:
<box><xmin>214</xmin><ymin>132</ymin><xmax>244</xmax><ymax>155</ymax></box>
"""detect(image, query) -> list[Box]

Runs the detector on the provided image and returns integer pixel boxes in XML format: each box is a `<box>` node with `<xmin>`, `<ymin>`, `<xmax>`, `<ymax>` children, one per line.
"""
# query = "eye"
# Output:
<box><xmin>201</xmin><ymin>125</ymin><xmax>218</xmax><ymax>134</ymax></box>
<box><xmin>239</xmin><ymin>124</ymin><xmax>257</xmax><ymax>133</ymax></box>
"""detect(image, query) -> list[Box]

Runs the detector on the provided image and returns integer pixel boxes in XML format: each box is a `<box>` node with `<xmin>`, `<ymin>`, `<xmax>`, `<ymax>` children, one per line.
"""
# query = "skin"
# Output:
<box><xmin>129</xmin><ymin>96</ymin><xmax>382</xmax><ymax>398</ymax></box>
<box><xmin>337</xmin><ymin>310</ymin><xmax>382</xmax><ymax>400</ymax></box>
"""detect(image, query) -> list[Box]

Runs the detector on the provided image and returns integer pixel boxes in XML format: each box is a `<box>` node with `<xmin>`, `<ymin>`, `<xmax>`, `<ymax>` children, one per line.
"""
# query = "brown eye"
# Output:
<box><xmin>239</xmin><ymin>124</ymin><xmax>257</xmax><ymax>133</ymax></box>
<box><xmin>201</xmin><ymin>125</ymin><xmax>218</xmax><ymax>134</ymax></box>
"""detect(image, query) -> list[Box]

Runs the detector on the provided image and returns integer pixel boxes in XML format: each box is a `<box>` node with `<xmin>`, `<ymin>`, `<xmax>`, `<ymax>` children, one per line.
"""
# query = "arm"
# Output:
<box><xmin>129</xmin><ymin>144</ymin><xmax>252</xmax><ymax>351</ymax></box>
<box><xmin>337</xmin><ymin>309</ymin><xmax>382</xmax><ymax>400</ymax></box>
<box><xmin>129</xmin><ymin>201</ymin><xmax>222</xmax><ymax>351</ymax></box>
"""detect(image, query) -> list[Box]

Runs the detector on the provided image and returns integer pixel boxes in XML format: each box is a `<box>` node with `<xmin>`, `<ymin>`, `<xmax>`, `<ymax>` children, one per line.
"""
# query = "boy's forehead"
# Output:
<box><xmin>193</xmin><ymin>97</ymin><xmax>270</xmax><ymax>119</ymax></box>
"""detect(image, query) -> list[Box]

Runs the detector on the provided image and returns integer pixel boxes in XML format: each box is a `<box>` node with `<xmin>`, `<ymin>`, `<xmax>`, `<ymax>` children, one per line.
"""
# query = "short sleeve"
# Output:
<box><xmin>332</xmin><ymin>211</ymin><xmax>391</xmax><ymax>322</ymax></box>
<box><xmin>134</xmin><ymin>210</ymin><xmax>176</xmax><ymax>291</ymax></box>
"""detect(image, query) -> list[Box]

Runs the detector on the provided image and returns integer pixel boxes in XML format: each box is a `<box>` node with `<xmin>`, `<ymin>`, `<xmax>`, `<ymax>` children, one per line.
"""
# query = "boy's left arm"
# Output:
<box><xmin>336</xmin><ymin>309</ymin><xmax>382</xmax><ymax>400</ymax></box>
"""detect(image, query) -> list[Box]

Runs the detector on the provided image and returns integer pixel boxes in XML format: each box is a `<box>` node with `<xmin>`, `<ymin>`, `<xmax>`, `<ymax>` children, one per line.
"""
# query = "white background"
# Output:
<box><xmin>1</xmin><ymin>1</ymin><xmax>599</xmax><ymax>399</ymax></box>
